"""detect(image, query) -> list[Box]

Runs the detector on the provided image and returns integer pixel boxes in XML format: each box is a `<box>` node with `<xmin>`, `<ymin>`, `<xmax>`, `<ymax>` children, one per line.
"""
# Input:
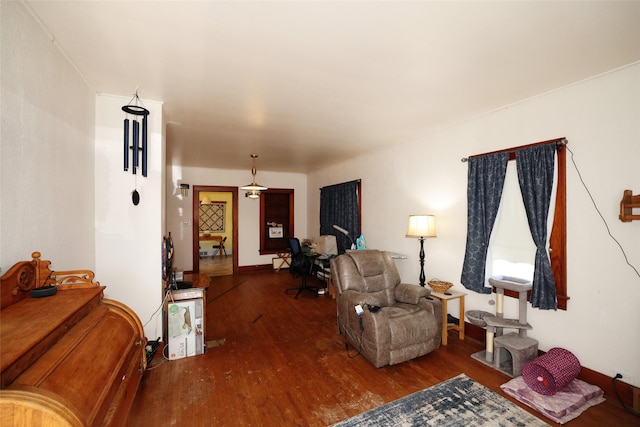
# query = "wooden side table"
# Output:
<box><xmin>327</xmin><ymin>275</ymin><xmax>335</xmax><ymax>299</ymax></box>
<box><xmin>430</xmin><ymin>289</ymin><xmax>466</xmax><ymax>345</ymax></box>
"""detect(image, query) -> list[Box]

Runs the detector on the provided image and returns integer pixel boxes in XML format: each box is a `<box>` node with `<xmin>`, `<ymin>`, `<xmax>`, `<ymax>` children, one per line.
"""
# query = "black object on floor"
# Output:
<box><xmin>145</xmin><ymin>338</ymin><xmax>161</xmax><ymax>366</ymax></box>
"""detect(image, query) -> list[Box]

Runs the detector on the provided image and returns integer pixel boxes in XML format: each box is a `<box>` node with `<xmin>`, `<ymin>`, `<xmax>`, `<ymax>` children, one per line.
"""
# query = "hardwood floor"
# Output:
<box><xmin>128</xmin><ymin>271</ymin><xmax>638</xmax><ymax>426</ymax></box>
<box><xmin>199</xmin><ymin>254</ymin><xmax>232</xmax><ymax>276</ymax></box>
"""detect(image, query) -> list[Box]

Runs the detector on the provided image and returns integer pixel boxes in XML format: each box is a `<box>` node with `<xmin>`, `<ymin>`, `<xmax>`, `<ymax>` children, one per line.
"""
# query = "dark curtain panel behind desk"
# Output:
<box><xmin>320</xmin><ymin>180</ymin><xmax>361</xmax><ymax>253</ymax></box>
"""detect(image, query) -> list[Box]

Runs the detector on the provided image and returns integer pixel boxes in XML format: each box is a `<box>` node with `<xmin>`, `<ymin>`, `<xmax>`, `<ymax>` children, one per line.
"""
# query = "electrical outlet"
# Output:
<box><xmin>614</xmin><ymin>369</ymin><xmax>634</xmax><ymax>385</ymax></box>
<box><xmin>182</xmin><ymin>221</ymin><xmax>191</xmax><ymax>227</ymax></box>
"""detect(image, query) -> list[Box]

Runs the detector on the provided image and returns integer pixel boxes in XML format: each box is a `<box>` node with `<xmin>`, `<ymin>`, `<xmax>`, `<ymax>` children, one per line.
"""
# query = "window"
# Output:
<box><xmin>461</xmin><ymin>139</ymin><xmax>568</xmax><ymax>310</ymax></box>
<box><xmin>488</xmin><ymin>160</ymin><xmax>554</xmax><ymax>283</ymax></box>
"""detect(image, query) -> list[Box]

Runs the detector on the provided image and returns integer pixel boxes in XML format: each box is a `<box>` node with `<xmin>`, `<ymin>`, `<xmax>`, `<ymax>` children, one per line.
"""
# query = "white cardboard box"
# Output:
<box><xmin>272</xmin><ymin>256</ymin><xmax>291</xmax><ymax>270</ymax></box>
<box><xmin>167</xmin><ymin>298</ymin><xmax>205</xmax><ymax>360</ymax></box>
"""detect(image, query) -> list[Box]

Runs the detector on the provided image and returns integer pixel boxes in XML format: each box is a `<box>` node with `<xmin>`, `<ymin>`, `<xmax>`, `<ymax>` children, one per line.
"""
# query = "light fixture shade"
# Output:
<box><xmin>240</xmin><ymin>182</ymin><xmax>268</xmax><ymax>191</ymax></box>
<box><xmin>241</xmin><ymin>154</ymin><xmax>268</xmax><ymax>196</ymax></box>
<box><xmin>246</xmin><ymin>190</ymin><xmax>261</xmax><ymax>199</ymax></box>
<box><xmin>179</xmin><ymin>183</ymin><xmax>190</xmax><ymax>197</ymax></box>
<box><xmin>406</xmin><ymin>215</ymin><xmax>437</xmax><ymax>238</ymax></box>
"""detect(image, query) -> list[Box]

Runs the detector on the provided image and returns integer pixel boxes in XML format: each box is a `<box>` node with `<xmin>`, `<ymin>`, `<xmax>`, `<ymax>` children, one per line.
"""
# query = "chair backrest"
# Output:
<box><xmin>330</xmin><ymin>250</ymin><xmax>400</xmax><ymax>306</ymax></box>
<box><xmin>287</xmin><ymin>237</ymin><xmax>310</xmax><ymax>274</ymax></box>
<box><xmin>287</xmin><ymin>237</ymin><xmax>302</xmax><ymax>256</ymax></box>
<box><xmin>220</xmin><ymin>236</ymin><xmax>227</xmax><ymax>245</ymax></box>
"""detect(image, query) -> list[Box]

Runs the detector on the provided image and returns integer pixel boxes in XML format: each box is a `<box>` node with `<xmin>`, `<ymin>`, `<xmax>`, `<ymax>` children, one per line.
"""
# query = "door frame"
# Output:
<box><xmin>192</xmin><ymin>185</ymin><xmax>239</xmax><ymax>274</ymax></box>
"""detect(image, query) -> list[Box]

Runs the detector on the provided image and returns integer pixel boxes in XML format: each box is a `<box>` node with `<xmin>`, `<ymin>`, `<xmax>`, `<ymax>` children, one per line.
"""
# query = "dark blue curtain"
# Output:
<box><xmin>516</xmin><ymin>144</ymin><xmax>557</xmax><ymax>309</ymax></box>
<box><xmin>461</xmin><ymin>153</ymin><xmax>509</xmax><ymax>294</ymax></box>
<box><xmin>320</xmin><ymin>180</ymin><xmax>360</xmax><ymax>253</ymax></box>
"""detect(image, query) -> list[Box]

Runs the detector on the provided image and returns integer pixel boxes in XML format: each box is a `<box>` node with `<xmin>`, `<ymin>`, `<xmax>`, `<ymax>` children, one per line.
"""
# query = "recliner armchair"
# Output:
<box><xmin>330</xmin><ymin>250</ymin><xmax>442</xmax><ymax>368</ymax></box>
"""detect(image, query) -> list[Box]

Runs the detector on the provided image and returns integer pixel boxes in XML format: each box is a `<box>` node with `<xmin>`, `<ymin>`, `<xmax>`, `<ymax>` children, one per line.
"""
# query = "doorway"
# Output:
<box><xmin>193</xmin><ymin>185</ymin><xmax>238</xmax><ymax>276</ymax></box>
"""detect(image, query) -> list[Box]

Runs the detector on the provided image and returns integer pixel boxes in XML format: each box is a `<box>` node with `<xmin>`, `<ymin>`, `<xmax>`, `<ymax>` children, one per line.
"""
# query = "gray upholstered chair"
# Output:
<box><xmin>330</xmin><ymin>250</ymin><xmax>442</xmax><ymax>368</ymax></box>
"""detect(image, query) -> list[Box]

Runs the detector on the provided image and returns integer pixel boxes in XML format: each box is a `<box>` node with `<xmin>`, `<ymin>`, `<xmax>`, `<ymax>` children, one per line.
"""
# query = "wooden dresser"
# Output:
<box><xmin>0</xmin><ymin>252</ymin><xmax>146</xmax><ymax>426</ymax></box>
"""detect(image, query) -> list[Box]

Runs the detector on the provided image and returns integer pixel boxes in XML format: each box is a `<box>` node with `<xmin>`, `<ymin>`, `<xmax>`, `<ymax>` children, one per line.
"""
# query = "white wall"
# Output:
<box><xmin>308</xmin><ymin>63</ymin><xmax>640</xmax><ymax>386</ymax></box>
<box><xmin>95</xmin><ymin>95</ymin><xmax>165</xmax><ymax>340</ymax></box>
<box><xmin>1</xmin><ymin>2</ymin><xmax>95</xmax><ymax>270</ymax></box>
<box><xmin>167</xmin><ymin>165</ymin><xmax>308</xmax><ymax>271</ymax></box>
<box><xmin>1</xmin><ymin>3</ymin><xmax>166</xmax><ymax>341</ymax></box>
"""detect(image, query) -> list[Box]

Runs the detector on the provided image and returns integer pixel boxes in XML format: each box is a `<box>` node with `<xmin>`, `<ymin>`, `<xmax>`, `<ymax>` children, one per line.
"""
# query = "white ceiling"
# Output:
<box><xmin>25</xmin><ymin>1</ymin><xmax>640</xmax><ymax>173</ymax></box>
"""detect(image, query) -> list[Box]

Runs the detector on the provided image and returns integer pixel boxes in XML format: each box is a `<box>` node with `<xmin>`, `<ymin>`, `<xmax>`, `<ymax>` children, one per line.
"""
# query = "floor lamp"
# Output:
<box><xmin>406</xmin><ymin>215</ymin><xmax>437</xmax><ymax>286</ymax></box>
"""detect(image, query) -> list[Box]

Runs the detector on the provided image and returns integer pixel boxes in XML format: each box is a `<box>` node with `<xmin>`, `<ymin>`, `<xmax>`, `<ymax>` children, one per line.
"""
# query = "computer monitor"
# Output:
<box><xmin>316</xmin><ymin>235</ymin><xmax>338</xmax><ymax>255</ymax></box>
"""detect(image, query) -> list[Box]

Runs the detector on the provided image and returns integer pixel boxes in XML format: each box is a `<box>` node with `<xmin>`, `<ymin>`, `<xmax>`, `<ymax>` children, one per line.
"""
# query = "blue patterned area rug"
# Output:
<box><xmin>331</xmin><ymin>374</ymin><xmax>549</xmax><ymax>427</ymax></box>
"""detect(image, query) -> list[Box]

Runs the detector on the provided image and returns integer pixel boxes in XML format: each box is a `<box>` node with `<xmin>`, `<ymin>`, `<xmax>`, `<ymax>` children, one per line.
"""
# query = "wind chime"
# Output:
<box><xmin>122</xmin><ymin>89</ymin><xmax>149</xmax><ymax>205</ymax></box>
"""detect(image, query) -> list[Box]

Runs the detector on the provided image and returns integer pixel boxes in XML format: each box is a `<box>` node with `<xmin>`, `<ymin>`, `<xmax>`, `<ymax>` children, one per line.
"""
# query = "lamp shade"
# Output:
<box><xmin>240</xmin><ymin>154</ymin><xmax>268</xmax><ymax>199</ymax></box>
<box><xmin>240</xmin><ymin>181</ymin><xmax>268</xmax><ymax>191</ymax></box>
<box><xmin>406</xmin><ymin>215</ymin><xmax>437</xmax><ymax>238</ymax></box>
<box><xmin>246</xmin><ymin>190</ymin><xmax>261</xmax><ymax>199</ymax></box>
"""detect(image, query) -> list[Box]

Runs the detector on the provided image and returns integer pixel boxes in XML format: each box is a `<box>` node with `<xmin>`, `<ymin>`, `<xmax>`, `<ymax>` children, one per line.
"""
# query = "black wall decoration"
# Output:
<box><xmin>122</xmin><ymin>90</ymin><xmax>150</xmax><ymax>205</ymax></box>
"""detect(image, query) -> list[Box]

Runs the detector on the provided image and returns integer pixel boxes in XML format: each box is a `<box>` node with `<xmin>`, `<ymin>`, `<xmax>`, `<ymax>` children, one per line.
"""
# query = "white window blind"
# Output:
<box><xmin>487</xmin><ymin>156</ymin><xmax>557</xmax><ymax>285</ymax></box>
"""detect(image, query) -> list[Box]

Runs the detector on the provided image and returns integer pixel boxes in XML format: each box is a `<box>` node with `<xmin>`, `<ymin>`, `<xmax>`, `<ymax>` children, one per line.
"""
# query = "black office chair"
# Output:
<box><xmin>212</xmin><ymin>236</ymin><xmax>228</xmax><ymax>258</ymax></box>
<box><xmin>285</xmin><ymin>237</ymin><xmax>319</xmax><ymax>299</ymax></box>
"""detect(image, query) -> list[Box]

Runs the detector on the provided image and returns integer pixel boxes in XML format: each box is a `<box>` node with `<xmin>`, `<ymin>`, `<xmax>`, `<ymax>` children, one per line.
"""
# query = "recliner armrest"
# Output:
<box><xmin>395</xmin><ymin>283</ymin><xmax>431</xmax><ymax>304</ymax></box>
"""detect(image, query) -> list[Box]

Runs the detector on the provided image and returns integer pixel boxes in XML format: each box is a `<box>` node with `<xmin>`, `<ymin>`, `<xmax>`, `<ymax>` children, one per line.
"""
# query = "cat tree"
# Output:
<box><xmin>468</xmin><ymin>277</ymin><xmax>538</xmax><ymax>377</ymax></box>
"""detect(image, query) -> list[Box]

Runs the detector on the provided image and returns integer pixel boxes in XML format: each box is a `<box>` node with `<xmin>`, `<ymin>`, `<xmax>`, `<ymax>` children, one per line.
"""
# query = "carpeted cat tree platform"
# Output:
<box><xmin>468</xmin><ymin>277</ymin><xmax>538</xmax><ymax>378</ymax></box>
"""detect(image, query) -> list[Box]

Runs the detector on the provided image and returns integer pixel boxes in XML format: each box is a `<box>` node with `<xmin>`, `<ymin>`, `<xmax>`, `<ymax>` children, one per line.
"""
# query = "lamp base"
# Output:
<box><xmin>418</xmin><ymin>237</ymin><xmax>425</xmax><ymax>286</ymax></box>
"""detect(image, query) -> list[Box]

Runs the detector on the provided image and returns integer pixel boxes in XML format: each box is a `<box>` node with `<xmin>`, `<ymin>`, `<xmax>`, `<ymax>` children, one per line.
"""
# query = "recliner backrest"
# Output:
<box><xmin>331</xmin><ymin>250</ymin><xmax>399</xmax><ymax>306</ymax></box>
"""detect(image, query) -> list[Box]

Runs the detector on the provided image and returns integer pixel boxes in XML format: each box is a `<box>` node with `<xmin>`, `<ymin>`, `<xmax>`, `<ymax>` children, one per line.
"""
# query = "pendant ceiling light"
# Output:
<box><xmin>240</xmin><ymin>154</ymin><xmax>268</xmax><ymax>199</ymax></box>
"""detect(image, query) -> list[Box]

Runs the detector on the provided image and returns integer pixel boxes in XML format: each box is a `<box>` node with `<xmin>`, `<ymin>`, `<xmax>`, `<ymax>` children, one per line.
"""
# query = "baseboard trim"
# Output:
<box><xmin>237</xmin><ymin>264</ymin><xmax>273</xmax><ymax>273</ymax></box>
<box><xmin>463</xmin><ymin>321</ymin><xmax>635</xmax><ymax>409</ymax></box>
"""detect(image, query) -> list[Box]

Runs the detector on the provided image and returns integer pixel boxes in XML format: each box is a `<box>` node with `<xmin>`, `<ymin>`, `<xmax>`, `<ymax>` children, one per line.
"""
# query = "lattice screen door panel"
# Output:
<box><xmin>199</xmin><ymin>203</ymin><xmax>225</xmax><ymax>232</ymax></box>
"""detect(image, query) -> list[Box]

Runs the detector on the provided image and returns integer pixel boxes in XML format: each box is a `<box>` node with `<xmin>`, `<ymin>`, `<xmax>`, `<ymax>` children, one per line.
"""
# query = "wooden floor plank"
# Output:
<box><xmin>128</xmin><ymin>271</ymin><xmax>639</xmax><ymax>426</ymax></box>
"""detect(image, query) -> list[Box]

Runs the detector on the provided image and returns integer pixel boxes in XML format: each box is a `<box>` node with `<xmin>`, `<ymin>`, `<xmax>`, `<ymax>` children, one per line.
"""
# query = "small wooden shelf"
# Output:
<box><xmin>619</xmin><ymin>190</ymin><xmax>640</xmax><ymax>222</ymax></box>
